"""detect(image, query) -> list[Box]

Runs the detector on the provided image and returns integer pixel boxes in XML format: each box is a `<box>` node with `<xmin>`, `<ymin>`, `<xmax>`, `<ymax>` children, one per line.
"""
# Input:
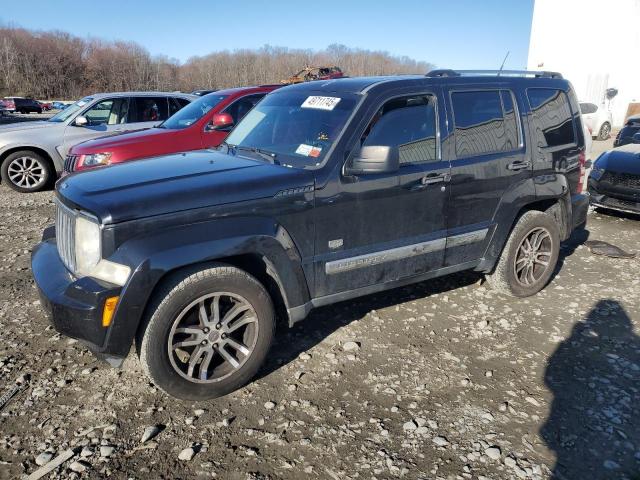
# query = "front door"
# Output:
<box><xmin>61</xmin><ymin>97</ymin><xmax>130</xmax><ymax>158</ymax></box>
<box><xmin>313</xmin><ymin>92</ymin><xmax>450</xmax><ymax>297</ymax></box>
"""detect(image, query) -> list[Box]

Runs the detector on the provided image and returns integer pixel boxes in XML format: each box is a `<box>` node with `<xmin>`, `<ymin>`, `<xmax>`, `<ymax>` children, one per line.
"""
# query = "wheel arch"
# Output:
<box><xmin>102</xmin><ymin>224</ymin><xmax>312</xmax><ymax>359</ymax></box>
<box><xmin>0</xmin><ymin>145</ymin><xmax>57</xmax><ymax>183</ymax></box>
<box><xmin>478</xmin><ymin>194</ymin><xmax>570</xmax><ymax>273</ymax></box>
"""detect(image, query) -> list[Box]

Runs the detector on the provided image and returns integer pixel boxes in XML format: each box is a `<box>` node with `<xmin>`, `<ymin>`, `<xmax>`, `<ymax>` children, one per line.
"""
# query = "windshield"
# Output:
<box><xmin>161</xmin><ymin>94</ymin><xmax>228</xmax><ymax>129</ymax></box>
<box><xmin>225</xmin><ymin>91</ymin><xmax>358</xmax><ymax>168</ymax></box>
<box><xmin>48</xmin><ymin>97</ymin><xmax>93</xmax><ymax>123</ymax></box>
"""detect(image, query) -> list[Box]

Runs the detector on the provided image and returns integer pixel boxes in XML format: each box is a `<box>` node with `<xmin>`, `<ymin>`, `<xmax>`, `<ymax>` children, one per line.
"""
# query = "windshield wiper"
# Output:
<box><xmin>236</xmin><ymin>146</ymin><xmax>279</xmax><ymax>165</ymax></box>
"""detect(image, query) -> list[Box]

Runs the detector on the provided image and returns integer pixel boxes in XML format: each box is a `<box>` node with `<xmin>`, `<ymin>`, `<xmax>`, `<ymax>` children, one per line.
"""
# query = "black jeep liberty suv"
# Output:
<box><xmin>32</xmin><ymin>70</ymin><xmax>590</xmax><ymax>400</ymax></box>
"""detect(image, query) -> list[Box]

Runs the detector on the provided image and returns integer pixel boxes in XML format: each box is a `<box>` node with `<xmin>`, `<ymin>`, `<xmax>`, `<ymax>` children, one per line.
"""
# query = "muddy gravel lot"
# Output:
<box><xmin>0</xmin><ymin>141</ymin><xmax>639</xmax><ymax>480</ymax></box>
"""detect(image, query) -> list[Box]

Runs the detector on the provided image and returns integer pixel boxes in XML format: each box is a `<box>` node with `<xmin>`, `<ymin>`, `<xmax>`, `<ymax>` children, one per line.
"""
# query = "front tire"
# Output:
<box><xmin>1</xmin><ymin>150</ymin><xmax>53</xmax><ymax>193</ymax></box>
<box><xmin>486</xmin><ymin>210</ymin><xmax>560</xmax><ymax>297</ymax></box>
<box><xmin>597</xmin><ymin>122</ymin><xmax>611</xmax><ymax>141</ymax></box>
<box><xmin>137</xmin><ymin>264</ymin><xmax>275</xmax><ymax>401</ymax></box>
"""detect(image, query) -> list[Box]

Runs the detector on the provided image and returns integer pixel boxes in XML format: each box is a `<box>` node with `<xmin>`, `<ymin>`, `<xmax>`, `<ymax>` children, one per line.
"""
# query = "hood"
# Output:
<box><xmin>0</xmin><ymin>121</ymin><xmax>54</xmax><ymax>133</ymax></box>
<box><xmin>595</xmin><ymin>145</ymin><xmax>640</xmax><ymax>175</ymax></box>
<box><xmin>57</xmin><ymin>149</ymin><xmax>314</xmax><ymax>224</ymax></box>
<box><xmin>71</xmin><ymin>127</ymin><xmax>168</xmax><ymax>154</ymax></box>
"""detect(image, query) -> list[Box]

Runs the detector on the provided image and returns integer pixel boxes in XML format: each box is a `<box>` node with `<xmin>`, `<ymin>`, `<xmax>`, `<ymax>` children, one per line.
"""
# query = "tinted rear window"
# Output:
<box><xmin>527</xmin><ymin>89</ymin><xmax>576</xmax><ymax>148</ymax></box>
<box><xmin>451</xmin><ymin>89</ymin><xmax>520</xmax><ymax>157</ymax></box>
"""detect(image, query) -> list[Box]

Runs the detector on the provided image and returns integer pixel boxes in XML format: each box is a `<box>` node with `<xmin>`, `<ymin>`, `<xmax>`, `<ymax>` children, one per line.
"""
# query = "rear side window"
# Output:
<box><xmin>361</xmin><ymin>95</ymin><xmax>438</xmax><ymax>164</ymax></box>
<box><xmin>169</xmin><ymin>97</ymin><xmax>190</xmax><ymax>116</ymax></box>
<box><xmin>128</xmin><ymin>97</ymin><xmax>170</xmax><ymax>123</ymax></box>
<box><xmin>451</xmin><ymin>90</ymin><xmax>520</xmax><ymax>157</ymax></box>
<box><xmin>527</xmin><ymin>89</ymin><xmax>576</xmax><ymax>148</ymax></box>
<box><xmin>580</xmin><ymin>102</ymin><xmax>597</xmax><ymax>114</ymax></box>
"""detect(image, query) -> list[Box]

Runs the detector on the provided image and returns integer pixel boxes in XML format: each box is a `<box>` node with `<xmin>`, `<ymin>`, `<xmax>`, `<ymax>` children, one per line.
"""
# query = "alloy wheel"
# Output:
<box><xmin>167</xmin><ymin>292</ymin><xmax>259</xmax><ymax>383</ymax></box>
<box><xmin>7</xmin><ymin>156</ymin><xmax>46</xmax><ymax>189</ymax></box>
<box><xmin>513</xmin><ymin>227</ymin><xmax>552</xmax><ymax>286</ymax></box>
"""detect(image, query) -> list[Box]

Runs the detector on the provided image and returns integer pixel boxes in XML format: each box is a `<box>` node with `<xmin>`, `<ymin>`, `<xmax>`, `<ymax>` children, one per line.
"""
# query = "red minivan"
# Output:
<box><xmin>65</xmin><ymin>85</ymin><xmax>280</xmax><ymax>172</ymax></box>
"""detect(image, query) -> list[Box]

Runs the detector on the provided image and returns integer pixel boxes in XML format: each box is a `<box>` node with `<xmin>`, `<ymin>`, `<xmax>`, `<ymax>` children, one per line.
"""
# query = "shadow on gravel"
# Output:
<box><xmin>255</xmin><ymin>271</ymin><xmax>480</xmax><ymax>381</ymax></box>
<box><xmin>541</xmin><ymin>300</ymin><xmax>640</xmax><ymax>480</ymax></box>
<box><xmin>553</xmin><ymin>226</ymin><xmax>590</xmax><ymax>279</ymax></box>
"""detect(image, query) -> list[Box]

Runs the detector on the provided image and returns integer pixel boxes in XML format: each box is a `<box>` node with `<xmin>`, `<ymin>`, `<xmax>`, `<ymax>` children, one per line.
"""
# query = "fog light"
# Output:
<box><xmin>102</xmin><ymin>296</ymin><xmax>119</xmax><ymax>327</ymax></box>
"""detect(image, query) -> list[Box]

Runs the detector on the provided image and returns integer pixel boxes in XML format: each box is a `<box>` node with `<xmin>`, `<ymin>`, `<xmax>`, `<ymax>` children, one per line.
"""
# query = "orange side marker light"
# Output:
<box><xmin>102</xmin><ymin>296</ymin><xmax>119</xmax><ymax>327</ymax></box>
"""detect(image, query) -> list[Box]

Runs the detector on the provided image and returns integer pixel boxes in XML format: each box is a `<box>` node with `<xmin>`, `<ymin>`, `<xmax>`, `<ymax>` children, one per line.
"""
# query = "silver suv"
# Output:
<box><xmin>0</xmin><ymin>91</ymin><xmax>196</xmax><ymax>192</ymax></box>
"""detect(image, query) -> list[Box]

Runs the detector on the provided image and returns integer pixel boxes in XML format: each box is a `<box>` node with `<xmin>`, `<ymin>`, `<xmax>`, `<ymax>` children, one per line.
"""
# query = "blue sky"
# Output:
<box><xmin>2</xmin><ymin>0</ymin><xmax>534</xmax><ymax>69</ymax></box>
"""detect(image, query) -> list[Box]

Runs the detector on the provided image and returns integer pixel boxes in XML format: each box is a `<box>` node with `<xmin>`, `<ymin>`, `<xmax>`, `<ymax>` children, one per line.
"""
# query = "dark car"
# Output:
<box><xmin>588</xmin><ymin>144</ymin><xmax>640</xmax><ymax>214</ymax></box>
<box><xmin>191</xmin><ymin>89</ymin><xmax>216</xmax><ymax>96</ymax></box>
<box><xmin>32</xmin><ymin>70</ymin><xmax>589</xmax><ymax>400</ymax></box>
<box><xmin>10</xmin><ymin>98</ymin><xmax>43</xmax><ymax>114</ymax></box>
<box><xmin>613</xmin><ymin>114</ymin><xmax>640</xmax><ymax>147</ymax></box>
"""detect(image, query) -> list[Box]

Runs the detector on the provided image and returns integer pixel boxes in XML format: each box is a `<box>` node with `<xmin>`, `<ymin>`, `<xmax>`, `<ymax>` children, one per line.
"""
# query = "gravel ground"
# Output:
<box><xmin>0</xmin><ymin>136</ymin><xmax>639</xmax><ymax>480</ymax></box>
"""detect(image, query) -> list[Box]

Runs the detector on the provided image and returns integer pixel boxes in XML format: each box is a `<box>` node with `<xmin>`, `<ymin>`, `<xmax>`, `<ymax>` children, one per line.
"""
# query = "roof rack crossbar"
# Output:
<box><xmin>426</xmin><ymin>69</ymin><xmax>563</xmax><ymax>79</ymax></box>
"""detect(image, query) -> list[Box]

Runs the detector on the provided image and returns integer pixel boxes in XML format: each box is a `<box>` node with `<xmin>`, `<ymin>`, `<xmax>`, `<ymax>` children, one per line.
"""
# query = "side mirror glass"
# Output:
<box><xmin>74</xmin><ymin>115</ymin><xmax>88</xmax><ymax>127</ymax></box>
<box><xmin>346</xmin><ymin>146</ymin><xmax>400</xmax><ymax>175</ymax></box>
<box><xmin>207</xmin><ymin>112</ymin><xmax>234</xmax><ymax>131</ymax></box>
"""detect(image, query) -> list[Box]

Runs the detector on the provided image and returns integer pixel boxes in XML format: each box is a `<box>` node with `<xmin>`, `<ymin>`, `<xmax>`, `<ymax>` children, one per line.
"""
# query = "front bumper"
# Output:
<box><xmin>589</xmin><ymin>190</ymin><xmax>640</xmax><ymax>214</ymax></box>
<box><xmin>31</xmin><ymin>239</ymin><xmax>126</xmax><ymax>366</ymax></box>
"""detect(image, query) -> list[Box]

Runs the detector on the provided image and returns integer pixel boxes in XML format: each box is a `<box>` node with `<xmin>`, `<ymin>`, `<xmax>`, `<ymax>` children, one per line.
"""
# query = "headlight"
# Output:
<box><xmin>56</xmin><ymin>206</ymin><xmax>131</xmax><ymax>286</ymax></box>
<box><xmin>75</xmin><ymin>215</ymin><xmax>101</xmax><ymax>275</ymax></box>
<box><xmin>80</xmin><ymin>152</ymin><xmax>112</xmax><ymax>167</ymax></box>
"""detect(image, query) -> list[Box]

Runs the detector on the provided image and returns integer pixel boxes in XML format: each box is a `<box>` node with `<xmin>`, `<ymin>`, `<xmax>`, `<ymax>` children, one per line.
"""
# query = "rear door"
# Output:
<box><xmin>313</xmin><ymin>89</ymin><xmax>450</xmax><ymax>297</ymax></box>
<box><xmin>61</xmin><ymin>97</ymin><xmax>129</xmax><ymax>158</ymax></box>
<box><xmin>443</xmin><ymin>87</ymin><xmax>530</xmax><ymax>266</ymax></box>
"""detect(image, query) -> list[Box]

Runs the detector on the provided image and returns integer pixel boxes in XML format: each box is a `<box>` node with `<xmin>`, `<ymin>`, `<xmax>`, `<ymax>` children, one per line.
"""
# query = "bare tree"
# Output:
<box><xmin>0</xmin><ymin>27</ymin><xmax>434</xmax><ymax>100</ymax></box>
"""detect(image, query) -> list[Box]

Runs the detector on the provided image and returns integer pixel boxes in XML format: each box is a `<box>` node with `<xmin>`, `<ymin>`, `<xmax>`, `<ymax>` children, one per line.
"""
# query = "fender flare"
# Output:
<box><xmin>102</xmin><ymin>219</ymin><xmax>312</xmax><ymax>358</ymax></box>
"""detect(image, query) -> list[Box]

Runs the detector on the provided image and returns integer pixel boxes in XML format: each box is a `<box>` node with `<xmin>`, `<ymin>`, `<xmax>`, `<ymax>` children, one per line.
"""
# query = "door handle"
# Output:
<box><xmin>507</xmin><ymin>161</ymin><xmax>531</xmax><ymax>171</ymax></box>
<box><xmin>421</xmin><ymin>173</ymin><xmax>451</xmax><ymax>185</ymax></box>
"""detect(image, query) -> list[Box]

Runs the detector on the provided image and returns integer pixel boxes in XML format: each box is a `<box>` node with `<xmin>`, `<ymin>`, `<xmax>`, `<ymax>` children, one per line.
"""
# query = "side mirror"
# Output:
<box><xmin>346</xmin><ymin>146</ymin><xmax>399</xmax><ymax>175</ymax></box>
<box><xmin>74</xmin><ymin>115</ymin><xmax>88</xmax><ymax>127</ymax></box>
<box><xmin>632</xmin><ymin>132</ymin><xmax>640</xmax><ymax>144</ymax></box>
<box><xmin>207</xmin><ymin>112</ymin><xmax>234</xmax><ymax>131</ymax></box>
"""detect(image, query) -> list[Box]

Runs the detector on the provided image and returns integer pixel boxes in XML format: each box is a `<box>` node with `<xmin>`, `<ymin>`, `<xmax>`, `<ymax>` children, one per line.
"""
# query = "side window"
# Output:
<box><xmin>128</xmin><ymin>97</ymin><xmax>170</xmax><ymax>123</ymax></box>
<box><xmin>501</xmin><ymin>90</ymin><xmax>520</xmax><ymax>151</ymax></box>
<box><xmin>451</xmin><ymin>90</ymin><xmax>520</xmax><ymax>157</ymax></box>
<box><xmin>84</xmin><ymin>98</ymin><xmax>130</xmax><ymax>126</ymax></box>
<box><xmin>169</xmin><ymin>97</ymin><xmax>190</xmax><ymax>116</ymax></box>
<box><xmin>223</xmin><ymin>94</ymin><xmax>265</xmax><ymax>126</ymax></box>
<box><xmin>527</xmin><ymin>89</ymin><xmax>576</xmax><ymax>148</ymax></box>
<box><xmin>579</xmin><ymin>102</ymin><xmax>597</xmax><ymax>115</ymax></box>
<box><xmin>360</xmin><ymin>95</ymin><xmax>438</xmax><ymax>164</ymax></box>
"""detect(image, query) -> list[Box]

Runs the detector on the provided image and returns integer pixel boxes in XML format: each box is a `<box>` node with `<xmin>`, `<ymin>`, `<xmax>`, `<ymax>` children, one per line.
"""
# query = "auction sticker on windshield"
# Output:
<box><xmin>295</xmin><ymin>144</ymin><xmax>322</xmax><ymax>157</ymax></box>
<box><xmin>301</xmin><ymin>96</ymin><xmax>341</xmax><ymax>111</ymax></box>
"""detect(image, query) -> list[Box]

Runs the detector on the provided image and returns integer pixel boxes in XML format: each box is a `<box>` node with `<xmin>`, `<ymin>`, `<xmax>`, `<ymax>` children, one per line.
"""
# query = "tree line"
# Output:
<box><xmin>0</xmin><ymin>27</ymin><xmax>433</xmax><ymax>100</ymax></box>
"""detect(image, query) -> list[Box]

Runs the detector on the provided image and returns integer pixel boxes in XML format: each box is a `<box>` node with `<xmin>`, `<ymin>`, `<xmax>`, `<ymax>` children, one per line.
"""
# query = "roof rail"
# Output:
<box><xmin>426</xmin><ymin>69</ymin><xmax>563</xmax><ymax>79</ymax></box>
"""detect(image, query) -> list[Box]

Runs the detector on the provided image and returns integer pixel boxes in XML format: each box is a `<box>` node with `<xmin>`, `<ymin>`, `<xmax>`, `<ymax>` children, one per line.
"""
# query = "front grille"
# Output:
<box><xmin>601</xmin><ymin>171</ymin><xmax>640</xmax><ymax>189</ymax></box>
<box><xmin>56</xmin><ymin>201</ymin><xmax>76</xmax><ymax>272</ymax></box>
<box><xmin>64</xmin><ymin>154</ymin><xmax>78</xmax><ymax>173</ymax></box>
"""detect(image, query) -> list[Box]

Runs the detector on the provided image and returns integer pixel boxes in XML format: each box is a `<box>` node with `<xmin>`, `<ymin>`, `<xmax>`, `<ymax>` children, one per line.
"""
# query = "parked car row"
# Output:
<box><xmin>29</xmin><ymin>70</ymin><xmax>592</xmax><ymax>400</ymax></box>
<box><xmin>0</xmin><ymin>91</ymin><xmax>196</xmax><ymax>192</ymax></box>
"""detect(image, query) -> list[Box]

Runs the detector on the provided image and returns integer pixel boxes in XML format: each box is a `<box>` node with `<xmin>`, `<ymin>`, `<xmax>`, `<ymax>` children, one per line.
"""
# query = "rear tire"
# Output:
<box><xmin>1</xmin><ymin>150</ymin><xmax>53</xmax><ymax>193</ymax></box>
<box><xmin>137</xmin><ymin>264</ymin><xmax>275</xmax><ymax>401</ymax></box>
<box><xmin>597</xmin><ymin>122</ymin><xmax>611</xmax><ymax>141</ymax></box>
<box><xmin>486</xmin><ymin>210</ymin><xmax>560</xmax><ymax>297</ymax></box>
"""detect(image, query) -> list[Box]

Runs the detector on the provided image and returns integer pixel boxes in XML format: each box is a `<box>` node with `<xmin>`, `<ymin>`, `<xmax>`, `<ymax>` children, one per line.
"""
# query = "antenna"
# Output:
<box><xmin>498</xmin><ymin>51</ymin><xmax>510</xmax><ymax>76</ymax></box>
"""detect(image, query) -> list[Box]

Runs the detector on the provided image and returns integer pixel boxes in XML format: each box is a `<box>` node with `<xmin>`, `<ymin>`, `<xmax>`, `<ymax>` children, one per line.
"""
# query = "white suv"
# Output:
<box><xmin>579</xmin><ymin>102</ymin><xmax>613</xmax><ymax>141</ymax></box>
